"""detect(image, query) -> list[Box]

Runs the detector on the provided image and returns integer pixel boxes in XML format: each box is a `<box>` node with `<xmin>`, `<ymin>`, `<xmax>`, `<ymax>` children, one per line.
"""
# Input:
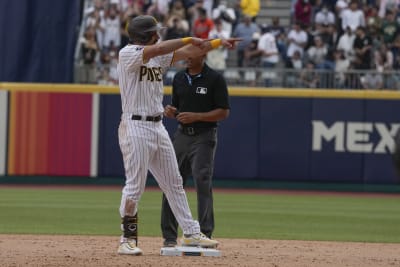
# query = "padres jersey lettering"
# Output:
<box><xmin>139</xmin><ymin>66</ymin><xmax>163</xmax><ymax>82</ymax></box>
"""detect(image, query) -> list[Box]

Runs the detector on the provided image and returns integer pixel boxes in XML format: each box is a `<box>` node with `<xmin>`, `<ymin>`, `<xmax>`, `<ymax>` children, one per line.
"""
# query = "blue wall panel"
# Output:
<box><xmin>163</xmin><ymin>96</ymin><xmax>260</xmax><ymax>179</ymax></box>
<box><xmin>310</xmin><ymin>99</ymin><xmax>364</xmax><ymax>183</ymax></box>
<box><xmin>0</xmin><ymin>0</ymin><xmax>80</xmax><ymax>82</ymax></box>
<box><xmin>98</xmin><ymin>95</ymin><xmax>124</xmax><ymax>178</ymax></box>
<box><xmin>363</xmin><ymin>100</ymin><xmax>400</xmax><ymax>184</ymax></box>
<box><xmin>259</xmin><ymin>98</ymin><xmax>312</xmax><ymax>181</ymax></box>
<box><xmin>97</xmin><ymin>93</ymin><xmax>400</xmax><ymax>184</ymax></box>
<box><xmin>214</xmin><ymin>97</ymin><xmax>259</xmax><ymax>179</ymax></box>
<box><xmin>162</xmin><ymin>95</ymin><xmax>179</xmax><ymax>137</ymax></box>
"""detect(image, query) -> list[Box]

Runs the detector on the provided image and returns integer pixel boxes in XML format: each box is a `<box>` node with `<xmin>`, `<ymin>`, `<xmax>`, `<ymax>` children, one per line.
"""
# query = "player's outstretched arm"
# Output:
<box><xmin>172</xmin><ymin>38</ymin><xmax>242</xmax><ymax>63</ymax></box>
<box><xmin>143</xmin><ymin>37</ymin><xmax>206</xmax><ymax>63</ymax></box>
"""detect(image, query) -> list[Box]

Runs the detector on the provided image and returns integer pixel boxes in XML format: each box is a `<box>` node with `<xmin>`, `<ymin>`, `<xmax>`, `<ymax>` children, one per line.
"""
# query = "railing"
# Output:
<box><xmin>73</xmin><ymin>64</ymin><xmax>400</xmax><ymax>90</ymax></box>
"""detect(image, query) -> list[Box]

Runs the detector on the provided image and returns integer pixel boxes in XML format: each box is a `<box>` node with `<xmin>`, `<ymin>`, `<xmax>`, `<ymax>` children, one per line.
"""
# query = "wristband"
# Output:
<box><xmin>210</xmin><ymin>39</ymin><xmax>222</xmax><ymax>49</ymax></box>
<box><xmin>181</xmin><ymin>37</ymin><xmax>192</xmax><ymax>45</ymax></box>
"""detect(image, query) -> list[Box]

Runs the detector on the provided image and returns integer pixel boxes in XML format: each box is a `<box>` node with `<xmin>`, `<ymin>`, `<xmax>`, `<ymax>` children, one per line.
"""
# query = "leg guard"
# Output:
<box><xmin>122</xmin><ymin>213</ymin><xmax>138</xmax><ymax>245</ymax></box>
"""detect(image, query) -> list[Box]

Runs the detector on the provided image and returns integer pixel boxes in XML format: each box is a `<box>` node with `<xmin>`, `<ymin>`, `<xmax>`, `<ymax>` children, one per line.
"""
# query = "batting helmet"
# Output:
<box><xmin>128</xmin><ymin>15</ymin><xmax>164</xmax><ymax>44</ymax></box>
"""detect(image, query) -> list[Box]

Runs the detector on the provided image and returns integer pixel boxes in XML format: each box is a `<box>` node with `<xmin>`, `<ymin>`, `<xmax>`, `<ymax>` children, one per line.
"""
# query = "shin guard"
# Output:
<box><xmin>122</xmin><ymin>213</ymin><xmax>138</xmax><ymax>245</ymax></box>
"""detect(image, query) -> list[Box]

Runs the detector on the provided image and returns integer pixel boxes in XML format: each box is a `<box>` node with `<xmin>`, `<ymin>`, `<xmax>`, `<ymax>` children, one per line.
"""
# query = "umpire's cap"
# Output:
<box><xmin>128</xmin><ymin>15</ymin><xmax>165</xmax><ymax>42</ymax></box>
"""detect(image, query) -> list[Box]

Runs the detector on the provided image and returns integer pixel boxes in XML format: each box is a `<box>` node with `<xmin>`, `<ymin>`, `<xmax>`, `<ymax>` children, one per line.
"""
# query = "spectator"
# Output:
<box><xmin>212</xmin><ymin>0</ymin><xmax>236</xmax><ymax>36</ymax></box>
<box><xmin>238</xmin><ymin>0</ymin><xmax>260</xmax><ymax>22</ymax></box>
<box><xmin>353</xmin><ymin>26</ymin><xmax>372</xmax><ymax>69</ymax></box>
<box><xmin>391</xmin><ymin>34</ymin><xmax>400</xmax><ymax>68</ymax></box>
<box><xmin>335</xmin><ymin>0</ymin><xmax>349</xmax><ymax>36</ymax></box>
<box><xmin>103</xmin><ymin>6</ymin><xmax>121</xmax><ymax>49</ymax></box>
<box><xmin>375</xmin><ymin>43</ymin><xmax>396</xmax><ymax>88</ymax></box>
<box><xmin>146</xmin><ymin>0</ymin><xmax>172</xmax><ymax>18</ymax></box>
<box><xmin>286</xmin><ymin>50</ymin><xmax>304</xmax><ymax>69</ymax></box>
<box><xmin>169</xmin><ymin>0</ymin><xmax>187</xmax><ymax>21</ymax></box>
<box><xmin>267</xmin><ymin>17</ymin><xmax>286</xmax><ymax>39</ymax></box>
<box><xmin>108</xmin><ymin>42</ymin><xmax>119</xmax><ymax>84</ymax></box>
<box><xmin>306</xmin><ymin>35</ymin><xmax>329</xmax><ymax>68</ymax></box>
<box><xmin>207</xmin><ymin>19</ymin><xmax>230</xmax><ymax>70</ymax></box>
<box><xmin>165</xmin><ymin>16</ymin><xmax>190</xmax><ymax>40</ymax></box>
<box><xmin>322</xmin><ymin>0</ymin><xmax>337</xmax><ymax>9</ymax></box>
<box><xmin>85</xmin><ymin>7</ymin><xmax>105</xmax><ymax>51</ymax></box>
<box><xmin>286</xmin><ymin>22</ymin><xmax>308</xmax><ymax>59</ymax></box>
<box><xmin>365</xmin><ymin>4</ymin><xmax>382</xmax><ymax>42</ymax></box>
<box><xmin>98</xmin><ymin>67</ymin><xmax>115</xmax><ymax>85</ymax></box>
<box><xmin>258</xmin><ymin>26</ymin><xmax>279</xmax><ymax>86</ymax></box>
<box><xmin>284</xmin><ymin>50</ymin><xmax>304</xmax><ymax>87</ymax></box>
<box><xmin>81</xmin><ymin>27</ymin><xmax>99</xmax><ymax>84</ymax></box>
<box><xmin>381</xmin><ymin>10</ymin><xmax>399</xmax><ymax>46</ymax></box>
<box><xmin>258</xmin><ymin>27</ymin><xmax>279</xmax><ymax>67</ymax></box>
<box><xmin>233</xmin><ymin>15</ymin><xmax>260</xmax><ymax>67</ymax></box>
<box><xmin>244</xmin><ymin>32</ymin><xmax>261</xmax><ymax>68</ymax></box>
<box><xmin>336</xmin><ymin>26</ymin><xmax>356</xmax><ymax>60</ymax></box>
<box><xmin>266</xmin><ymin>17</ymin><xmax>287</xmax><ymax>61</ymax></box>
<box><xmin>202</xmin><ymin>0</ymin><xmax>214</xmax><ymax>18</ymax></box>
<box><xmin>335</xmin><ymin>0</ymin><xmax>349</xmax><ymax>19</ymax></box>
<box><xmin>187</xmin><ymin>0</ymin><xmax>206</xmax><ymax>27</ymax></box>
<box><xmin>192</xmin><ymin>7</ymin><xmax>214</xmax><ymax>39</ymax></box>
<box><xmin>334</xmin><ymin>49</ymin><xmax>350</xmax><ymax>88</ymax></box>
<box><xmin>300</xmin><ymin>61</ymin><xmax>319</xmax><ymax>88</ymax></box>
<box><xmin>295</xmin><ymin>0</ymin><xmax>313</xmax><ymax>27</ymax></box>
<box><xmin>361</xmin><ymin>71</ymin><xmax>383</xmax><ymax>89</ymax></box>
<box><xmin>314</xmin><ymin>4</ymin><xmax>336</xmax><ymax>37</ymax></box>
<box><xmin>365</xmin><ymin>4</ymin><xmax>381</xmax><ymax>27</ymax></box>
<box><xmin>378</xmin><ymin>0</ymin><xmax>400</xmax><ymax>18</ymax></box>
<box><xmin>341</xmin><ymin>0</ymin><xmax>365</xmax><ymax>33</ymax></box>
<box><xmin>186</xmin><ymin>0</ymin><xmax>212</xmax><ymax>20</ymax></box>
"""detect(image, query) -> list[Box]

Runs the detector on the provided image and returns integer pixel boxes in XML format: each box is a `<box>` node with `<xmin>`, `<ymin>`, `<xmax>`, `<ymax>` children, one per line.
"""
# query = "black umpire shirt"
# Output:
<box><xmin>171</xmin><ymin>63</ymin><xmax>230</xmax><ymax>128</ymax></box>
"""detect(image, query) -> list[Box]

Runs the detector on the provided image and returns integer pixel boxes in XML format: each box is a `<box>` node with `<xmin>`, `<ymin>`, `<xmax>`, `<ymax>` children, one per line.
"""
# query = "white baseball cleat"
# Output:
<box><xmin>118</xmin><ymin>240</ymin><xmax>143</xmax><ymax>255</ymax></box>
<box><xmin>181</xmin><ymin>232</ymin><xmax>219</xmax><ymax>248</ymax></box>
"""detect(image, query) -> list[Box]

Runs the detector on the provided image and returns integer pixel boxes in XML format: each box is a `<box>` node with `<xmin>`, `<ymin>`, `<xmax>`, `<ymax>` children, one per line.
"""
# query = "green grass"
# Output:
<box><xmin>0</xmin><ymin>187</ymin><xmax>400</xmax><ymax>243</ymax></box>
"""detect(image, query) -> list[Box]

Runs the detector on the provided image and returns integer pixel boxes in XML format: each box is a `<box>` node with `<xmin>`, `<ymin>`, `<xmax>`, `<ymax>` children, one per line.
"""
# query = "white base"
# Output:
<box><xmin>160</xmin><ymin>246</ymin><xmax>221</xmax><ymax>257</ymax></box>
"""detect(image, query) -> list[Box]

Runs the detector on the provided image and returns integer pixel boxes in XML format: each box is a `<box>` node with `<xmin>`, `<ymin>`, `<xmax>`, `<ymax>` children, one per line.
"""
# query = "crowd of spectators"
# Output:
<box><xmin>76</xmin><ymin>0</ymin><xmax>260</xmax><ymax>85</ymax></box>
<box><xmin>76</xmin><ymin>0</ymin><xmax>400</xmax><ymax>90</ymax></box>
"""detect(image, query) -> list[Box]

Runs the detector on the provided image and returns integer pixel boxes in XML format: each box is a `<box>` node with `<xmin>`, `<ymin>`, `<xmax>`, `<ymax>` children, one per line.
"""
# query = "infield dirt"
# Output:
<box><xmin>1</xmin><ymin>234</ymin><xmax>399</xmax><ymax>267</ymax></box>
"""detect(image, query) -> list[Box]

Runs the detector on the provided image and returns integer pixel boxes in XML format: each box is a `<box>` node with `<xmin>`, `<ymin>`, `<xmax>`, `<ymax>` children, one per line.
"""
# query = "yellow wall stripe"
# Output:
<box><xmin>1</xmin><ymin>82</ymin><xmax>400</xmax><ymax>99</ymax></box>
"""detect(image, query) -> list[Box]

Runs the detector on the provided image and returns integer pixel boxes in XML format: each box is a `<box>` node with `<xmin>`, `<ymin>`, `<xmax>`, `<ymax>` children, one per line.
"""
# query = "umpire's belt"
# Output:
<box><xmin>178</xmin><ymin>125</ymin><xmax>215</xmax><ymax>136</ymax></box>
<box><xmin>131</xmin><ymin>114</ymin><xmax>162</xmax><ymax>122</ymax></box>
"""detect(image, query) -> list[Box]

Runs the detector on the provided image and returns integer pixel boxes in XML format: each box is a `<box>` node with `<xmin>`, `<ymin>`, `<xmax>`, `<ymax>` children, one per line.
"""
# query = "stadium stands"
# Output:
<box><xmin>74</xmin><ymin>0</ymin><xmax>400</xmax><ymax>90</ymax></box>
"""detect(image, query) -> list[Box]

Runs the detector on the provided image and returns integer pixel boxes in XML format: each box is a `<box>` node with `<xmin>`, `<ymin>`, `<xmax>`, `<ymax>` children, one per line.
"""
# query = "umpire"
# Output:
<box><xmin>161</xmin><ymin>54</ymin><xmax>230</xmax><ymax>247</ymax></box>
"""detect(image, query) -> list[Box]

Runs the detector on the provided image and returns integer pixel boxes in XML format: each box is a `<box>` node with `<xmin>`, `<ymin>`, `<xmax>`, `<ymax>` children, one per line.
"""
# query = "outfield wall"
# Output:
<box><xmin>0</xmin><ymin>83</ymin><xmax>399</xmax><ymax>184</ymax></box>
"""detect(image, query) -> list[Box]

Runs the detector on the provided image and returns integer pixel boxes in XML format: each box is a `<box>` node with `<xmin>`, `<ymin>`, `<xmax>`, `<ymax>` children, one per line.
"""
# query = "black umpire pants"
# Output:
<box><xmin>161</xmin><ymin>127</ymin><xmax>217</xmax><ymax>240</ymax></box>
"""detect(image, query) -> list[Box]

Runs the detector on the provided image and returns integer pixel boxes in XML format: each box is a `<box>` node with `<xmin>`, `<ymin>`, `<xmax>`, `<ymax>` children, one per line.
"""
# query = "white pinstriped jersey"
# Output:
<box><xmin>117</xmin><ymin>44</ymin><xmax>174</xmax><ymax>116</ymax></box>
<box><xmin>117</xmin><ymin>43</ymin><xmax>201</xmax><ymax>236</ymax></box>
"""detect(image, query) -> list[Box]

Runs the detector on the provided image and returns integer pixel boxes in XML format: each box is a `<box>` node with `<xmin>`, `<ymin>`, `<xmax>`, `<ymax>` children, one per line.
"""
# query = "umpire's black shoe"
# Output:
<box><xmin>163</xmin><ymin>239</ymin><xmax>177</xmax><ymax>247</ymax></box>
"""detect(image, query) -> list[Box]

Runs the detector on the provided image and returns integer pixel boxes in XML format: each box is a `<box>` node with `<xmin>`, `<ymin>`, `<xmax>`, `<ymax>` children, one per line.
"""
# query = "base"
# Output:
<box><xmin>160</xmin><ymin>246</ymin><xmax>221</xmax><ymax>257</ymax></box>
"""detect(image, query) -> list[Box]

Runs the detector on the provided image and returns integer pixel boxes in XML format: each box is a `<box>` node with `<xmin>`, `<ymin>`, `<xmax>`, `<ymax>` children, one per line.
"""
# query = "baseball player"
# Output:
<box><xmin>116</xmin><ymin>15</ymin><xmax>239</xmax><ymax>255</ymax></box>
<box><xmin>161</xmin><ymin>54</ymin><xmax>230</xmax><ymax>247</ymax></box>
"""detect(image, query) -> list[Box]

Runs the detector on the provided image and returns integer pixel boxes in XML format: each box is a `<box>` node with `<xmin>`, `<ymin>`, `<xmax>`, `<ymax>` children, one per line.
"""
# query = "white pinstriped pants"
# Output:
<box><xmin>118</xmin><ymin>116</ymin><xmax>200</xmax><ymax>235</ymax></box>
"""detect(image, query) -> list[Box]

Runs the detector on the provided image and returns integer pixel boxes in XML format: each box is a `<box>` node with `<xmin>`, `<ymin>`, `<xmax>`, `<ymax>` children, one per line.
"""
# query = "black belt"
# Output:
<box><xmin>131</xmin><ymin>115</ymin><xmax>162</xmax><ymax>122</ymax></box>
<box><xmin>178</xmin><ymin>125</ymin><xmax>215</xmax><ymax>136</ymax></box>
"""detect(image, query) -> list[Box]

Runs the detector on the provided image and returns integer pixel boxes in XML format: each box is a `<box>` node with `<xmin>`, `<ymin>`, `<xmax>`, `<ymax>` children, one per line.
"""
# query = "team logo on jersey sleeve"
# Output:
<box><xmin>196</xmin><ymin>87</ymin><xmax>207</xmax><ymax>94</ymax></box>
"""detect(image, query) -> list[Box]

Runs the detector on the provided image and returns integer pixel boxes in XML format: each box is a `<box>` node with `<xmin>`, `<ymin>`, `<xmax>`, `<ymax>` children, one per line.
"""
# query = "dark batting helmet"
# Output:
<box><xmin>128</xmin><ymin>15</ymin><xmax>164</xmax><ymax>44</ymax></box>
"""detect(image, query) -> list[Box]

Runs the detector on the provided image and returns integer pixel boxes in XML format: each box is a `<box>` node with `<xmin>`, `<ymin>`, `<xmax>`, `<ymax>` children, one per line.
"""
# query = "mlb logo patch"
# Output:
<box><xmin>196</xmin><ymin>87</ymin><xmax>207</xmax><ymax>94</ymax></box>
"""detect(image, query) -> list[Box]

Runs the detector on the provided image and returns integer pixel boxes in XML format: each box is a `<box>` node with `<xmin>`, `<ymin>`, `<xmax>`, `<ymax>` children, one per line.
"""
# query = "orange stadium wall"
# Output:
<box><xmin>7</xmin><ymin>91</ymin><xmax>92</xmax><ymax>176</ymax></box>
